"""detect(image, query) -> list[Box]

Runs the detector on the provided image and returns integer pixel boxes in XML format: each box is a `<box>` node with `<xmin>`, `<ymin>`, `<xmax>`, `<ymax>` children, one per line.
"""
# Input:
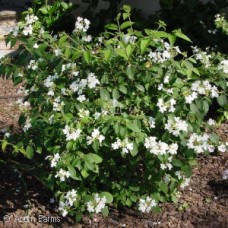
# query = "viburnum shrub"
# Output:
<box><xmin>0</xmin><ymin>4</ymin><xmax>227</xmax><ymax>220</ymax></box>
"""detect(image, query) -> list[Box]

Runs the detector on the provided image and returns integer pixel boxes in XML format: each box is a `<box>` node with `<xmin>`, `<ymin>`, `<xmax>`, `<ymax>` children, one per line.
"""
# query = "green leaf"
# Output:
<box><xmin>103</xmin><ymin>49</ymin><xmax>112</xmax><ymax>62</ymax></box>
<box><xmin>81</xmin><ymin>169</ymin><xmax>89</xmax><ymax>178</ymax></box>
<box><xmin>120</xmin><ymin>21</ymin><xmax>134</xmax><ymax>30</ymax></box>
<box><xmin>68</xmin><ymin>165</ymin><xmax>81</xmax><ymax>180</ymax></box>
<box><xmin>58</xmin><ymin>35</ymin><xmax>68</xmax><ymax>46</ymax></box>
<box><xmin>101</xmin><ymin>206</ymin><xmax>109</xmax><ymax>217</ymax></box>
<box><xmin>105</xmin><ymin>23</ymin><xmax>118</xmax><ymax>30</ymax></box>
<box><xmin>190</xmin><ymin>103</ymin><xmax>199</xmax><ymax>114</ymax></box>
<box><xmin>119</xmin><ymin>85</ymin><xmax>128</xmax><ymax>94</ymax></box>
<box><xmin>83</xmin><ymin>51</ymin><xmax>91</xmax><ymax>64</ymax></box>
<box><xmin>126</xmin><ymin>45</ymin><xmax>134</xmax><ymax>57</ymax></box>
<box><xmin>135</xmin><ymin>84</ymin><xmax>145</xmax><ymax>92</ymax></box>
<box><xmin>168</xmin><ymin>34</ymin><xmax>176</xmax><ymax>46</ymax></box>
<box><xmin>100</xmin><ymin>88</ymin><xmax>110</xmax><ymax>100</ymax></box>
<box><xmin>112</xmin><ymin>88</ymin><xmax>120</xmax><ymax>99</ymax></box>
<box><xmin>89</xmin><ymin>153</ymin><xmax>102</xmax><ymax>164</ymax></box>
<box><xmin>84</xmin><ymin>154</ymin><xmax>95</xmax><ymax>171</ymax></box>
<box><xmin>25</xmin><ymin>145</ymin><xmax>34</xmax><ymax>159</ymax></box>
<box><xmin>182</xmin><ymin>165</ymin><xmax>192</xmax><ymax>177</ymax></box>
<box><xmin>217</xmin><ymin>94</ymin><xmax>227</xmax><ymax>106</ymax></box>
<box><xmin>127</xmin><ymin>120</ymin><xmax>140</xmax><ymax>132</ymax></box>
<box><xmin>140</xmin><ymin>39</ymin><xmax>150</xmax><ymax>54</ymax></box>
<box><xmin>209</xmin><ymin>133</ymin><xmax>219</xmax><ymax>144</ymax></box>
<box><xmin>123</xmin><ymin>4</ymin><xmax>132</xmax><ymax>13</ymax></box>
<box><xmin>101</xmin><ymin>192</ymin><xmax>113</xmax><ymax>203</ymax></box>
<box><xmin>126</xmin><ymin>66</ymin><xmax>135</xmax><ymax>80</ymax></box>
<box><xmin>172</xmin><ymin>159</ymin><xmax>183</xmax><ymax>167</ymax></box>
<box><xmin>123</xmin><ymin>12</ymin><xmax>129</xmax><ymax>20</ymax></box>
<box><xmin>115</xmin><ymin>48</ymin><xmax>128</xmax><ymax>60</ymax></box>
<box><xmin>202</xmin><ymin>100</ymin><xmax>209</xmax><ymax>114</ymax></box>
<box><xmin>173</xmin><ymin>29</ymin><xmax>192</xmax><ymax>42</ymax></box>
<box><xmin>188</xmin><ymin>159</ymin><xmax>197</xmax><ymax>166</ymax></box>
<box><xmin>64</xmin><ymin>47</ymin><xmax>71</xmax><ymax>59</ymax></box>
<box><xmin>1</xmin><ymin>140</ymin><xmax>8</xmax><ymax>152</ymax></box>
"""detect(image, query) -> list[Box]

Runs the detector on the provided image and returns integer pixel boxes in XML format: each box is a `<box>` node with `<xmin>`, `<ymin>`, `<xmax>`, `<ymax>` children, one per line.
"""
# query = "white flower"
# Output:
<box><xmin>112</xmin><ymin>138</ymin><xmax>133</xmax><ymax>153</ymax></box>
<box><xmin>27</xmin><ymin>60</ymin><xmax>38</xmax><ymax>71</ymax></box>
<box><xmin>86</xmin><ymin>194</ymin><xmax>107</xmax><ymax>213</ymax></box>
<box><xmin>157</xmin><ymin>98</ymin><xmax>176</xmax><ymax>113</ymax></box>
<box><xmin>138</xmin><ymin>196</ymin><xmax>157</xmax><ymax>213</ymax></box>
<box><xmin>87</xmin><ymin>72</ymin><xmax>100</xmax><ymax>88</ymax></box>
<box><xmin>54</xmin><ymin>49</ymin><xmax>62</xmax><ymax>56</ymax></box>
<box><xmin>82</xmin><ymin>35</ymin><xmax>92</xmax><ymax>42</ymax></box>
<box><xmin>180</xmin><ymin>178</ymin><xmax>191</xmax><ymax>189</ymax></box>
<box><xmin>77</xmin><ymin>94</ymin><xmax>87</xmax><ymax>102</ymax></box>
<box><xmin>169</xmin><ymin>143</ymin><xmax>178</xmax><ymax>155</ymax></box>
<box><xmin>222</xmin><ymin>169</ymin><xmax>228</xmax><ymax>180</ymax></box>
<box><xmin>47</xmin><ymin>90</ymin><xmax>55</xmax><ymax>96</ymax></box>
<box><xmin>87</xmin><ymin>128</ymin><xmax>105</xmax><ymax>145</ymax></box>
<box><xmin>49</xmin><ymin>153</ymin><xmax>60</xmax><ymax>167</ymax></box>
<box><xmin>22</xmin><ymin>25</ymin><xmax>33</xmax><ymax>36</ymax></box>
<box><xmin>78</xmin><ymin>109</ymin><xmax>90</xmax><ymax>118</ymax></box>
<box><xmin>207</xmin><ymin>118</ymin><xmax>215</xmax><ymax>126</ymax></box>
<box><xmin>65</xmin><ymin>189</ymin><xmax>77</xmax><ymax>206</ymax></box>
<box><xmin>58</xmin><ymin>201</ymin><xmax>69</xmax><ymax>217</ymax></box>
<box><xmin>185</xmin><ymin>91</ymin><xmax>198</xmax><ymax>104</ymax></box>
<box><xmin>63</xmin><ymin>125</ymin><xmax>82</xmax><ymax>141</ymax></box>
<box><xmin>23</xmin><ymin>117</ymin><xmax>32</xmax><ymax>132</ymax></box>
<box><xmin>144</xmin><ymin>136</ymin><xmax>175</xmax><ymax>156</ymax></box>
<box><xmin>218</xmin><ymin>144</ymin><xmax>226</xmax><ymax>153</ymax></box>
<box><xmin>187</xmin><ymin>133</ymin><xmax>214</xmax><ymax>153</ymax></box>
<box><xmin>218</xmin><ymin>60</ymin><xmax>228</xmax><ymax>74</ymax></box>
<box><xmin>4</xmin><ymin>132</ymin><xmax>10</xmax><ymax>138</ymax></box>
<box><xmin>33</xmin><ymin>43</ymin><xmax>39</xmax><ymax>49</ymax></box>
<box><xmin>74</xmin><ymin>17</ymin><xmax>90</xmax><ymax>33</ymax></box>
<box><xmin>165</xmin><ymin>117</ymin><xmax>188</xmax><ymax>136</ymax></box>
<box><xmin>55</xmin><ymin>169</ymin><xmax>70</xmax><ymax>182</ymax></box>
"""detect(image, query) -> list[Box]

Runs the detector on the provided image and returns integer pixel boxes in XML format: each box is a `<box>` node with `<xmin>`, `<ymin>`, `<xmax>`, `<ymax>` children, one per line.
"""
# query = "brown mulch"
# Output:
<box><xmin>0</xmin><ymin>76</ymin><xmax>227</xmax><ymax>228</ymax></box>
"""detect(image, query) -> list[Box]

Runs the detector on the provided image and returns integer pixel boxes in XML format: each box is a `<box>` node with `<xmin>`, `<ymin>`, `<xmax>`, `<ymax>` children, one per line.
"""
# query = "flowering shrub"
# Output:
<box><xmin>0</xmin><ymin>4</ymin><xmax>227</xmax><ymax>220</ymax></box>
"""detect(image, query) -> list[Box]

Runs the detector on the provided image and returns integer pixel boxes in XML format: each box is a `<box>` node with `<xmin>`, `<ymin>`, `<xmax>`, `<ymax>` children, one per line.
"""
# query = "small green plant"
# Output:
<box><xmin>0</xmin><ymin>4</ymin><xmax>227</xmax><ymax>221</ymax></box>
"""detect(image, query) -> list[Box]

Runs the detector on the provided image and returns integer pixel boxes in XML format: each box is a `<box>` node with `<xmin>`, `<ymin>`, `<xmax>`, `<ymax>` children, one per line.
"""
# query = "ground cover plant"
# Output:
<box><xmin>0</xmin><ymin>3</ymin><xmax>227</xmax><ymax>222</ymax></box>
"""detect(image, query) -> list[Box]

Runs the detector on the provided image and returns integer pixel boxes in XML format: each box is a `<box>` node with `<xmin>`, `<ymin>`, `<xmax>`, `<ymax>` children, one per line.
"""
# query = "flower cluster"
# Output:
<box><xmin>63</xmin><ymin>125</ymin><xmax>82</xmax><ymax>141</ymax></box>
<box><xmin>215</xmin><ymin>14</ymin><xmax>228</xmax><ymax>35</ymax></box>
<box><xmin>144</xmin><ymin>136</ymin><xmax>178</xmax><ymax>155</ymax></box>
<box><xmin>175</xmin><ymin>171</ymin><xmax>191</xmax><ymax>189</ymax></box>
<box><xmin>187</xmin><ymin>133</ymin><xmax>215</xmax><ymax>153</ymax></box>
<box><xmin>111</xmin><ymin>138</ymin><xmax>134</xmax><ymax>154</ymax></box>
<box><xmin>55</xmin><ymin>168</ymin><xmax>70</xmax><ymax>182</ymax></box>
<box><xmin>87</xmin><ymin>128</ymin><xmax>105</xmax><ymax>145</ymax></box>
<box><xmin>218</xmin><ymin>60</ymin><xmax>228</xmax><ymax>74</ymax></box>
<box><xmin>185</xmin><ymin>80</ymin><xmax>219</xmax><ymax>104</ymax></box>
<box><xmin>164</xmin><ymin>117</ymin><xmax>188</xmax><ymax>136</ymax></box>
<box><xmin>27</xmin><ymin>60</ymin><xmax>38</xmax><ymax>71</ymax></box>
<box><xmin>74</xmin><ymin>17</ymin><xmax>90</xmax><ymax>33</ymax></box>
<box><xmin>86</xmin><ymin>194</ymin><xmax>107</xmax><ymax>213</ymax></box>
<box><xmin>69</xmin><ymin>72</ymin><xmax>100</xmax><ymax>102</ymax></box>
<box><xmin>59</xmin><ymin>189</ymin><xmax>77</xmax><ymax>217</ymax></box>
<box><xmin>23</xmin><ymin>117</ymin><xmax>32</xmax><ymax>132</ymax></box>
<box><xmin>138</xmin><ymin>196</ymin><xmax>157</xmax><ymax>213</ymax></box>
<box><xmin>46</xmin><ymin>153</ymin><xmax>60</xmax><ymax>167</ymax></box>
<box><xmin>122</xmin><ymin>34</ymin><xmax>137</xmax><ymax>44</ymax></box>
<box><xmin>21</xmin><ymin>14</ymin><xmax>38</xmax><ymax>36</ymax></box>
<box><xmin>148</xmin><ymin>40</ymin><xmax>179</xmax><ymax>63</ymax></box>
<box><xmin>157</xmin><ymin>98</ymin><xmax>176</xmax><ymax>113</ymax></box>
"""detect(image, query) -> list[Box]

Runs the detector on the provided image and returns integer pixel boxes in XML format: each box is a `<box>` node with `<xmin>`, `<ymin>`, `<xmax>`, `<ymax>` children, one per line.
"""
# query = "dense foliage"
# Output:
<box><xmin>0</xmin><ymin>3</ymin><xmax>227</xmax><ymax>221</ymax></box>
